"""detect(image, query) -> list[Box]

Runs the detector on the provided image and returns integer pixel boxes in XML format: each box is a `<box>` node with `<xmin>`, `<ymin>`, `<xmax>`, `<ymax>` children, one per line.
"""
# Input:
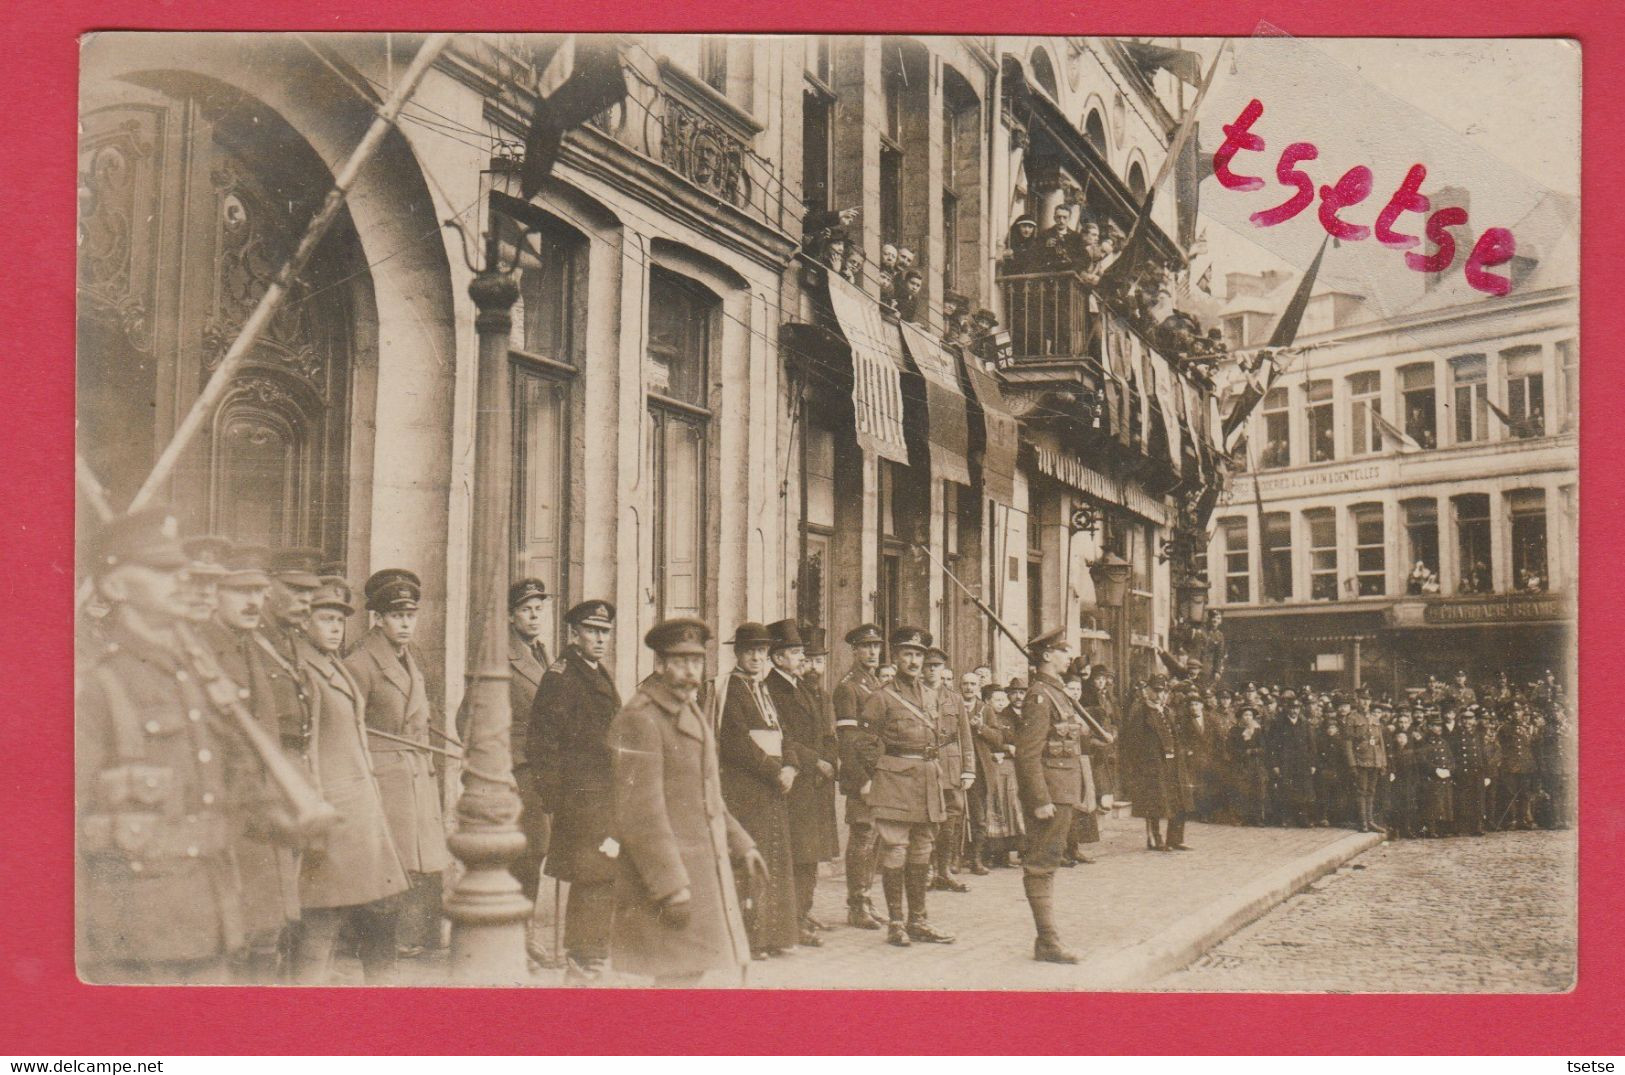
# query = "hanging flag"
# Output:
<box><xmin>1486</xmin><ymin>398</ymin><xmax>1535</xmax><ymax>439</ymax></box>
<box><xmin>1371</xmin><ymin>409</ymin><xmax>1423</xmax><ymax>454</ymax></box>
<box><xmin>521</xmin><ymin>36</ymin><xmax>629</xmax><ymax>198</ymax></box>
<box><xmin>1174</xmin><ymin>120</ymin><xmax>1201</xmax><ymax>249</ymax></box>
<box><xmin>1197</xmin><ymin>264</ymin><xmax>1213</xmax><ymax>294</ymax></box>
<box><xmin>1220</xmin><ymin>235</ymin><xmax>1331</xmax><ymax>442</ymax></box>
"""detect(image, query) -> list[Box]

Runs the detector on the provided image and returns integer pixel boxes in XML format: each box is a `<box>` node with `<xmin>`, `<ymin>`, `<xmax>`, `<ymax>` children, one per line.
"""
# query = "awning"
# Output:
<box><xmin>962</xmin><ymin>358</ymin><xmax>1019</xmax><ymax>504</ymax></box>
<box><xmin>824</xmin><ymin>272</ymin><xmax>909</xmax><ymax>465</ymax></box>
<box><xmin>1027</xmin><ymin>444</ymin><xmax>1170</xmax><ymax>526</ymax></box>
<box><xmin>898</xmin><ymin>320</ymin><xmax>972</xmax><ymax>487</ymax></box>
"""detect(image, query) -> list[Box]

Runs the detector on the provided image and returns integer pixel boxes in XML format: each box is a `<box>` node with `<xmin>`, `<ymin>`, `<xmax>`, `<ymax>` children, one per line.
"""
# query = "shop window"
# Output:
<box><xmin>1351</xmin><ymin>503</ymin><xmax>1385</xmax><ymax>597</ymax></box>
<box><xmin>1509</xmin><ymin>489</ymin><xmax>1549</xmax><ymax>593</ymax></box>
<box><xmin>1403</xmin><ymin>499</ymin><xmax>1441</xmax><ymax>594</ymax></box>
<box><xmin>1261</xmin><ymin>512</ymin><xmax>1292</xmax><ymax>603</ymax></box>
<box><xmin>1261</xmin><ymin>387</ymin><xmax>1290</xmax><ymax>468</ymax></box>
<box><xmin>1306</xmin><ymin>509</ymin><xmax>1338</xmax><ymax>601</ymax></box>
<box><xmin>1349</xmin><ymin>370</ymin><xmax>1382</xmax><ymax>456</ymax></box>
<box><xmin>1401</xmin><ymin>363</ymin><xmax>1437</xmax><ymax>449</ymax></box>
<box><xmin>1503</xmin><ymin>345</ymin><xmax>1546</xmax><ymax>438</ymax></box>
<box><xmin>1307</xmin><ymin>380</ymin><xmax>1334</xmax><ymax>463</ymax></box>
<box><xmin>1453</xmin><ymin>493</ymin><xmax>1492</xmax><ymax>595</ymax></box>
<box><xmin>1452</xmin><ymin>354</ymin><xmax>1489</xmax><ymax>444</ymax></box>
<box><xmin>1221</xmin><ymin>517</ymin><xmax>1249</xmax><ymax>603</ymax></box>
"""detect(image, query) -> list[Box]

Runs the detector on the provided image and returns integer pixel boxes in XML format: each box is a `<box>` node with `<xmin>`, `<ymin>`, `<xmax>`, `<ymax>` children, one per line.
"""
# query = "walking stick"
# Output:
<box><xmin>366</xmin><ymin>726</ymin><xmax>464</xmax><ymax>760</ymax></box>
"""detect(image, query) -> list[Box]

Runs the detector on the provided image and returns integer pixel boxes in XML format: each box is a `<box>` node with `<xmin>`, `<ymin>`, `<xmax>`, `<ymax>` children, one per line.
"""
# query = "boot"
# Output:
<box><xmin>881</xmin><ymin>868</ymin><xmax>910</xmax><ymax>947</ymax></box>
<box><xmin>1024</xmin><ymin>874</ymin><xmax>1078</xmax><ymax>964</ymax></box>
<box><xmin>930</xmin><ymin>821</ymin><xmax>968</xmax><ymax>892</ymax></box>
<box><xmin>1146</xmin><ymin>819</ymin><xmax>1165</xmax><ymax>851</ymax></box>
<box><xmin>967</xmin><ymin>835</ymin><xmax>990</xmax><ymax>876</ymax></box>
<box><xmin>904</xmin><ymin>863</ymin><xmax>954</xmax><ymax>943</ymax></box>
<box><xmin>846</xmin><ymin>842</ymin><xmax>883</xmax><ymax>930</ymax></box>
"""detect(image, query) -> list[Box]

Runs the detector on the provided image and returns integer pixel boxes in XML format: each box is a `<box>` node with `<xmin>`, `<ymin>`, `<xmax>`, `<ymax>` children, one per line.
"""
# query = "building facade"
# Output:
<box><xmin>77</xmin><ymin>33</ymin><xmax>1226</xmax><ymax>719</ymax></box>
<box><xmin>1209</xmin><ymin>273</ymin><xmax>1578</xmax><ymax>692</ymax></box>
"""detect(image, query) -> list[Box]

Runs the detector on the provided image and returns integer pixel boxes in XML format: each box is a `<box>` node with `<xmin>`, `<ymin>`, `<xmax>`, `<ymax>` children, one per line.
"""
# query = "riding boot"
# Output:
<box><xmin>931</xmin><ymin>819</ymin><xmax>969</xmax><ymax>891</ymax></box>
<box><xmin>1024</xmin><ymin>873</ymin><xmax>1079</xmax><ymax>963</ymax></box>
<box><xmin>904</xmin><ymin>863</ymin><xmax>954</xmax><ymax>943</ymax></box>
<box><xmin>881</xmin><ymin>867</ymin><xmax>909</xmax><ymax>946</ymax></box>
<box><xmin>847</xmin><ymin>835</ymin><xmax>882</xmax><ymax>930</ymax></box>
<box><xmin>967</xmin><ymin>834</ymin><xmax>990</xmax><ymax>875</ymax></box>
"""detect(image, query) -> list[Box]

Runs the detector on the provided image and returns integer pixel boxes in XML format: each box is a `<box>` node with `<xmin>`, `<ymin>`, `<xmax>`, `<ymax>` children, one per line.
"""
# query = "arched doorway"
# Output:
<box><xmin>77</xmin><ymin>74</ymin><xmax>367</xmax><ymax>555</ymax></box>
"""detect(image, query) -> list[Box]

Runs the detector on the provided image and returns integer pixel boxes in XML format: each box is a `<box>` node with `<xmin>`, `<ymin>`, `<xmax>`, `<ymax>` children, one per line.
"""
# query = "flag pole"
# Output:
<box><xmin>127</xmin><ymin>33</ymin><xmax>453</xmax><ymax>514</ymax></box>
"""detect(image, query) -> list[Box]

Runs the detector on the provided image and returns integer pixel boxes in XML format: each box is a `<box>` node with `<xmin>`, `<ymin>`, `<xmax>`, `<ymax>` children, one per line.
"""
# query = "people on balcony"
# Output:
<box><xmin>1001</xmin><ymin>217</ymin><xmax>1039</xmax><ymax>274</ymax></box>
<box><xmin>895</xmin><ymin>270</ymin><xmax>925</xmax><ymax>323</ymax></box>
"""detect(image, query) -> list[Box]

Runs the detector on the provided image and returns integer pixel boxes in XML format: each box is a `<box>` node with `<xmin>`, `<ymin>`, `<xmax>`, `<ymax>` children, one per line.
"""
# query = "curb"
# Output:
<box><xmin>1072</xmin><ymin>829</ymin><xmax>1386</xmax><ymax>989</ymax></box>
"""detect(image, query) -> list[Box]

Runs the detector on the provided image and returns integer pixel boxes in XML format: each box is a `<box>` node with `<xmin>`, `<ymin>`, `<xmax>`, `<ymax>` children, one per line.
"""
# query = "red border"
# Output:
<box><xmin>5</xmin><ymin>0</ymin><xmax>1621</xmax><ymax>1055</ymax></box>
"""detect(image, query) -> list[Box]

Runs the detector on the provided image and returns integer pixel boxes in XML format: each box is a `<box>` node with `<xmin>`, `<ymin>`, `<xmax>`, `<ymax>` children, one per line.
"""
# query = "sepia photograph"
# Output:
<box><xmin>73</xmin><ymin>30</ymin><xmax>1578</xmax><ymax>994</ymax></box>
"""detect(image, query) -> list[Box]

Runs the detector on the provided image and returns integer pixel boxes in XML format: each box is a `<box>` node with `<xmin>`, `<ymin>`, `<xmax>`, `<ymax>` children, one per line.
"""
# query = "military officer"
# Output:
<box><xmin>199</xmin><ymin>541</ymin><xmax>303</xmax><ymax>981</ymax></box>
<box><xmin>1342</xmin><ymin>693</ymin><xmax>1388</xmax><ymax>832</ymax></box>
<box><xmin>833</xmin><ymin>622</ymin><xmax>886</xmax><ymax>929</ymax></box>
<box><xmin>77</xmin><ymin>507</ymin><xmax>247</xmax><ymax>983</ymax></box>
<box><xmin>262</xmin><ymin>548</ymin><xmax>324</xmax><ymax>766</ymax></box>
<box><xmin>347</xmin><ymin>568</ymin><xmax>452</xmax><ymax>957</ymax></box>
<box><xmin>178</xmin><ymin>535</ymin><xmax>232</xmax><ymax>630</ymax></box>
<box><xmin>609</xmin><ymin>618</ymin><xmax>769</xmax><ymax>987</ymax></box>
<box><xmin>856</xmin><ymin>627</ymin><xmax>954</xmax><ymax>947</ymax></box>
<box><xmin>527</xmin><ymin>599</ymin><xmax>622</xmax><ymax>982</ymax></box>
<box><xmin>1012</xmin><ymin>627</ymin><xmax>1089</xmax><ymax>964</ymax></box>
<box><xmin>1454</xmin><ymin>706</ymin><xmax>1491</xmax><ymax>836</ymax></box>
<box><xmin>507</xmin><ymin>577</ymin><xmax>552</xmax><ymax>899</ymax></box>
<box><xmin>924</xmin><ymin>647</ymin><xmax>975</xmax><ymax>893</ymax></box>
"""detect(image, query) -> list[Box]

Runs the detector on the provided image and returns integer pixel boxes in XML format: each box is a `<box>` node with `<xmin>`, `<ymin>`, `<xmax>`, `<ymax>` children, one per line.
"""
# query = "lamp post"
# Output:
<box><xmin>442</xmin><ymin>205</ymin><xmax>531</xmax><ymax>984</ymax></box>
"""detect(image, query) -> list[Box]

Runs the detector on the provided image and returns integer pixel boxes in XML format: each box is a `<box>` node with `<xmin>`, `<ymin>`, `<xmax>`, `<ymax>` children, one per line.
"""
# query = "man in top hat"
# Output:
<box><xmin>856</xmin><ymin>627</ymin><xmax>954</xmax><ymax>947</ymax></box>
<box><xmin>506</xmin><ymin>577</ymin><xmax>552</xmax><ymax>901</ymax></box>
<box><xmin>195</xmin><ymin>541</ymin><xmax>303</xmax><ymax>982</ymax></box>
<box><xmin>1343</xmin><ymin>688</ymin><xmax>1388</xmax><ymax>833</ymax></box>
<box><xmin>762</xmin><ymin>619</ymin><xmax>839</xmax><ymax>945</ymax></box>
<box><xmin>717</xmin><ymin>622</ymin><xmax>800</xmax><ymax>957</ymax></box>
<box><xmin>527</xmin><ymin>598</ymin><xmax>622</xmax><ymax>981</ymax></box>
<box><xmin>1013</xmin><ymin>627</ymin><xmax>1094</xmax><ymax>963</ymax></box>
<box><xmin>924</xmin><ymin>646</ymin><xmax>975</xmax><ymax>893</ymax></box>
<box><xmin>262</xmin><ymin>547</ymin><xmax>325</xmax><ymax>766</ymax></box>
<box><xmin>834</xmin><ymin>622</ymin><xmax>886</xmax><ymax>929</ymax></box>
<box><xmin>609</xmin><ymin>618</ymin><xmax>768</xmax><ymax>987</ymax></box>
<box><xmin>346</xmin><ymin>568</ymin><xmax>451</xmax><ymax>958</ymax></box>
<box><xmin>77</xmin><ymin>507</ymin><xmax>257</xmax><ymax>983</ymax></box>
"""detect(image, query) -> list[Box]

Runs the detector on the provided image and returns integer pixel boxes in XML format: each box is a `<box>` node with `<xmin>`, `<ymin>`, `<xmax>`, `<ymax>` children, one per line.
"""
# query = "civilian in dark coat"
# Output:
<box><xmin>1314</xmin><ymin>721</ymin><xmax>1350</xmax><ymax>827</ymax></box>
<box><xmin>717</xmin><ymin>624</ymin><xmax>800</xmax><ymax>956</ymax></box>
<box><xmin>527</xmin><ymin>599</ymin><xmax>621</xmax><ymax>981</ymax></box>
<box><xmin>1419</xmin><ymin>718</ymin><xmax>1456</xmax><ymax>834</ymax></box>
<box><xmin>1125</xmin><ymin>676</ymin><xmax>1194</xmax><ymax>850</ymax></box>
<box><xmin>1453</xmin><ymin>709</ymin><xmax>1491</xmax><ymax>835</ymax></box>
<box><xmin>1227</xmin><ymin>709</ymin><xmax>1269</xmax><ymax>825</ymax></box>
<box><xmin>763</xmin><ymin>620</ymin><xmax>839</xmax><ymax>943</ymax></box>
<box><xmin>1388</xmin><ymin>731</ymin><xmax>1420</xmax><ymax>838</ymax></box>
<box><xmin>1267</xmin><ymin>701</ymin><xmax>1317</xmax><ymax>827</ymax></box>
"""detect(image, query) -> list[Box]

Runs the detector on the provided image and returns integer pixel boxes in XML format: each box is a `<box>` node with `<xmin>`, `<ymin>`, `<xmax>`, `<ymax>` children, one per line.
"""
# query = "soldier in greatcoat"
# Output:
<box><xmin>609</xmin><ymin>619</ymin><xmax>769</xmax><ymax>986</ymax></box>
<box><xmin>856</xmin><ymin>627</ymin><xmax>955</xmax><ymax>947</ymax></box>
<box><xmin>1419</xmin><ymin>712</ymin><xmax>1457</xmax><ymax>836</ymax></box>
<box><xmin>1012</xmin><ymin>628</ymin><xmax>1096</xmax><ymax>963</ymax></box>
<box><xmin>76</xmin><ymin>508</ymin><xmax>254</xmax><ymax>984</ymax></box>
<box><xmin>1453</xmin><ymin>706</ymin><xmax>1492</xmax><ymax>836</ymax></box>
<box><xmin>1126</xmin><ymin>675</ymin><xmax>1195</xmax><ymax>850</ymax></box>
<box><xmin>198</xmin><ymin>542</ymin><xmax>303</xmax><ymax>981</ymax></box>
<box><xmin>833</xmin><ymin>622</ymin><xmax>886</xmax><ymax>929</ymax></box>
<box><xmin>346</xmin><ymin>569</ymin><xmax>451</xmax><ymax>956</ymax></box>
<box><xmin>763</xmin><ymin>620</ymin><xmax>839</xmax><ymax>944</ymax></box>
<box><xmin>717</xmin><ymin>622</ymin><xmax>800</xmax><ymax>957</ymax></box>
<box><xmin>527</xmin><ymin>598</ymin><xmax>622</xmax><ymax>982</ymax></box>
<box><xmin>924</xmin><ymin>647</ymin><xmax>975</xmax><ymax>892</ymax></box>
<box><xmin>506</xmin><ymin>577</ymin><xmax>551</xmax><ymax>899</ymax></box>
<box><xmin>293</xmin><ymin>578</ymin><xmax>410</xmax><ymax>983</ymax></box>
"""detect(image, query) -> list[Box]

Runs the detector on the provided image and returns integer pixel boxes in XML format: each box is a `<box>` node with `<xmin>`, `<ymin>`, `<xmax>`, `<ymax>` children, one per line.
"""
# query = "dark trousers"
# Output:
<box><xmin>1165</xmin><ymin>813</ymin><xmax>1187</xmax><ymax>847</ymax></box>
<box><xmin>1455</xmin><ymin>776</ymin><xmax>1486</xmax><ymax>834</ymax></box>
<box><xmin>845</xmin><ymin>822</ymin><xmax>878</xmax><ymax>905</ymax></box>
<box><xmin>1021</xmin><ymin>803</ymin><xmax>1076</xmax><ymax>877</ymax></box>
<box><xmin>793</xmin><ymin>862</ymin><xmax>819</xmax><ymax>922</ymax></box>
<box><xmin>966</xmin><ymin>781</ymin><xmax>987</xmax><ymax>843</ymax></box>
<box><xmin>511</xmin><ymin>765</ymin><xmax>551</xmax><ymax>900</ymax></box>
<box><xmin>295</xmin><ymin>901</ymin><xmax>398</xmax><ymax>983</ymax></box>
<box><xmin>564</xmin><ymin>879</ymin><xmax>614</xmax><ymax>961</ymax></box>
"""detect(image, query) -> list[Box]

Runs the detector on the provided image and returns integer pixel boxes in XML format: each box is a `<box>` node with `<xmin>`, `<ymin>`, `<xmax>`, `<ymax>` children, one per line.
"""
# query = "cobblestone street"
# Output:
<box><xmin>1155</xmin><ymin>828</ymin><xmax>1577</xmax><ymax>993</ymax></box>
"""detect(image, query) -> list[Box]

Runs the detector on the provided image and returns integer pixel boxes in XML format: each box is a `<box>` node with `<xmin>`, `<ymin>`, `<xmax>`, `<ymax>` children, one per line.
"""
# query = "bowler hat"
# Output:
<box><xmin>646</xmin><ymin>617</ymin><xmax>710</xmax><ymax>656</ymax></box>
<box><xmin>728</xmin><ymin>621</ymin><xmax>773</xmax><ymax>648</ymax></box>
<box><xmin>1006</xmin><ymin>677</ymin><xmax>1028</xmax><ymax>692</ymax></box>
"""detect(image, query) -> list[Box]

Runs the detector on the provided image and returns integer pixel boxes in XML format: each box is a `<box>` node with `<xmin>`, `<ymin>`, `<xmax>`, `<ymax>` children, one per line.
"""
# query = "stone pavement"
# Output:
<box><xmin>1154</xmin><ymin>828</ymin><xmax>1577</xmax><ymax>993</ymax></box>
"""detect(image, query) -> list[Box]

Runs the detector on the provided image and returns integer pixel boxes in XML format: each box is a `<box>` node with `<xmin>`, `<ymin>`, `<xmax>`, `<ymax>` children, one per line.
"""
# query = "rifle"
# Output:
<box><xmin>911</xmin><ymin>541</ymin><xmax>1113</xmax><ymax>743</ymax></box>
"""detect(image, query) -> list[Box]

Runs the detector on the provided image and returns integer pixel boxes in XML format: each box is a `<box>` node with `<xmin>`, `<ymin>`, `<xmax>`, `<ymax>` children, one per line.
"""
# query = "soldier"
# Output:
<box><xmin>1419</xmin><ymin>713</ymin><xmax>1457</xmax><ymax>837</ymax></box>
<box><xmin>77</xmin><ymin>508</ymin><xmax>252</xmax><ymax>983</ymax></box>
<box><xmin>262</xmin><ymin>548</ymin><xmax>324</xmax><ymax>768</ymax></box>
<box><xmin>290</xmin><ymin>577</ymin><xmax>411</xmax><ymax>983</ymax></box>
<box><xmin>507</xmin><ymin>577</ymin><xmax>552</xmax><ymax>901</ymax></box>
<box><xmin>717</xmin><ymin>622</ymin><xmax>799</xmax><ymax>958</ymax></box>
<box><xmin>178</xmin><ymin>535</ymin><xmax>231</xmax><ymax>630</ymax></box>
<box><xmin>1010</xmin><ymin>628</ymin><xmax>1092</xmax><ymax>962</ymax></box>
<box><xmin>1499</xmin><ymin>708</ymin><xmax>1539</xmax><ymax>830</ymax></box>
<box><xmin>197</xmin><ymin>541</ymin><xmax>302</xmax><ymax>982</ymax></box>
<box><xmin>347</xmin><ymin>569</ymin><xmax>451</xmax><ymax>957</ymax></box>
<box><xmin>1454</xmin><ymin>706</ymin><xmax>1491</xmax><ymax>836</ymax></box>
<box><xmin>608</xmin><ymin>618</ymin><xmax>769</xmax><ymax>987</ymax></box>
<box><xmin>527</xmin><ymin>599</ymin><xmax>622</xmax><ymax>982</ymax></box>
<box><xmin>857</xmin><ymin>627</ymin><xmax>955</xmax><ymax>947</ymax></box>
<box><xmin>924</xmin><ymin>647</ymin><xmax>975</xmax><ymax>892</ymax></box>
<box><xmin>833</xmin><ymin>622</ymin><xmax>885</xmax><ymax>929</ymax></box>
<box><xmin>763</xmin><ymin>619</ymin><xmax>839</xmax><ymax>945</ymax></box>
<box><xmin>1343</xmin><ymin>693</ymin><xmax>1389</xmax><ymax>833</ymax></box>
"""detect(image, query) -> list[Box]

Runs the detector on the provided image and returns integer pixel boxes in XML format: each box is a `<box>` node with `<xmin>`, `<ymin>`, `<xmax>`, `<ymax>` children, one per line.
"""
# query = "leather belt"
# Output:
<box><xmin>885</xmin><ymin>748</ymin><xmax>936</xmax><ymax>760</ymax></box>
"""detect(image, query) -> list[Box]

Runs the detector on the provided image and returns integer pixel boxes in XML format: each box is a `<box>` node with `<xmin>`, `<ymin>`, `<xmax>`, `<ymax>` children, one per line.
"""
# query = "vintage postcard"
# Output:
<box><xmin>73</xmin><ymin>31</ymin><xmax>1578</xmax><ymax>993</ymax></box>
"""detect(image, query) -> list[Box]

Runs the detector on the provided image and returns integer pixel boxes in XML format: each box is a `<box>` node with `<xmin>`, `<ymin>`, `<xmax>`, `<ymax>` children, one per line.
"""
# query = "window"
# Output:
<box><xmin>1352</xmin><ymin>504</ymin><xmax>1385</xmax><ymax>597</ymax></box>
<box><xmin>1029</xmin><ymin>48</ymin><xmax>1059</xmax><ymax>99</ymax></box>
<box><xmin>1261</xmin><ymin>387</ymin><xmax>1290</xmax><ymax>468</ymax></box>
<box><xmin>1261</xmin><ymin>512</ymin><xmax>1292</xmax><ymax>603</ymax></box>
<box><xmin>1128</xmin><ymin>162</ymin><xmax>1147</xmax><ymax>202</ymax></box>
<box><xmin>699</xmin><ymin>38</ymin><xmax>728</xmax><ymax>94</ymax></box>
<box><xmin>1453</xmin><ymin>493</ymin><xmax>1492</xmax><ymax>594</ymax></box>
<box><xmin>1503</xmin><ymin>346</ymin><xmax>1546</xmax><ymax>438</ymax></box>
<box><xmin>1451</xmin><ymin>354</ymin><xmax>1489</xmax><ymax>444</ymax></box>
<box><xmin>1401</xmin><ymin>363</ymin><xmax>1437</xmax><ymax>449</ymax></box>
<box><xmin>1558</xmin><ymin>338</ymin><xmax>1577</xmax><ymax>432</ymax></box>
<box><xmin>804</xmin><ymin>426</ymin><xmax>835</xmax><ymax>530</ymax></box>
<box><xmin>879</xmin><ymin>146</ymin><xmax>903</xmax><ymax>247</ymax></box>
<box><xmin>1349</xmin><ymin>371</ymin><xmax>1382</xmax><ymax>455</ymax></box>
<box><xmin>647</xmin><ymin>271</ymin><xmax>715</xmax><ymax>621</ymax></box>
<box><xmin>1084</xmin><ymin>110</ymin><xmax>1107</xmax><ymax>155</ymax></box>
<box><xmin>1221</xmin><ymin>518</ymin><xmax>1250</xmax><ymax>603</ymax></box>
<box><xmin>1403</xmin><ymin>499</ymin><xmax>1440</xmax><ymax>594</ymax></box>
<box><xmin>517</xmin><ymin>225</ymin><xmax>579</xmax><ymax>364</ymax></box>
<box><xmin>1307</xmin><ymin>380</ymin><xmax>1334</xmax><ymax>462</ymax></box>
<box><xmin>513</xmin><ymin>367</ymin><xmax>570</xmax><ymax>650</ymax></box>
<box><xmin>1306</xmin><ymin>509</ymin><xmax>1338</xmax><ymax>601</ymax></box>
<box><xmin>1509</xmin><ymin>489</ymin><xmax>1549</xmax><ymax>592</ymax></box>
<box><xmin>802</xmin><ymin>87</ymin><xmax>833</xmax><ymax>215</ymax></box>
<box><xmin>1027</xmin><ymin>500</ymin><xmax>1046</xmax><ymax>638</ymax></box>
<box><xmin>805</xmin><ymin>35</ymin><xmax>832</xmax><ymax>85</ymax></box>
<box><xmin>883</xmin><ymin>59</ymin><xmax>904</xmax><ymax>142</ymax></box>
<box><xmin>941</xmin><ymin>98</ymin><xmax>959</xmax><ymax>293</ymax></box>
